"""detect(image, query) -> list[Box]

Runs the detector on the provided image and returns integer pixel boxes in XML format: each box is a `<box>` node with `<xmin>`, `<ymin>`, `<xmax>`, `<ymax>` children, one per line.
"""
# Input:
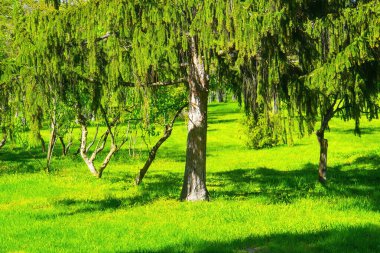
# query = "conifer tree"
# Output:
<box><xmin>0</xmin><ymin>0</ymin><xmax>17</xmax><ymax>150</ymax></box>
<box><xmin>302</xmin><ymin>1</ymin><xmax>380</xmax><ymax>182</ymax></box>
<box><xmin>240</xmin><ymin>0</ymin><xmax>380</xmax><ymax>181</ymax></box>
<box><xmin>15</xmin><ymin>0</ymin><xmax>312</xmax><ymax>200</ymax></box>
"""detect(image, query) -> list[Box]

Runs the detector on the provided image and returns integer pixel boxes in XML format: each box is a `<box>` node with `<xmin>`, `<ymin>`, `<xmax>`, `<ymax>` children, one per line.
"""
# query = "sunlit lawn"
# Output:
<box><xmin>0</xmin><ymin>102</ymin><xmax>379</xmax><ymax>252</ymax></box>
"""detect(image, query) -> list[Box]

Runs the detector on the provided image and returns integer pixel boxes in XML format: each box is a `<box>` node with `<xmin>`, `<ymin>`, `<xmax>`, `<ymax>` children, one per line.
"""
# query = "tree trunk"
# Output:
<box><xmin>59</xmin><ymin>136</ymin><xmax>72</xmax><ymax>156</ymax></box>
<box><xmin>180</xmin><ymin>36</ymin><xmax>209</xmax><ymax>201</ymax></box>
<box><xmin>316</xmin><ymin>130</ymin><xmax>328</xmax><ymax>183</ymax></box>
<box><xmin>0</xmin><ymin>134</ymin><xmax>6</xmax><ymax>150</ymax></box>
<box><xmin>37</xmin><ymin>132</ymin><xmax>46</xmax><ymax>153</ymax></box>
<box><xmin>135</xmin><ymin>104</ymin><xmax>186</xmax><ymax>185</ymax></box>
<box><xmin>79</xmin><ymin>124</ymin><xmax>100</xmax><ymax>177</ymax></box>
<box><xmin>46</xmin><ymin>121</ymin><xmax>57</xmax><ymax>172</ymax></box>
<box><xmin>97</xmin><ymin>144</ymin><xmax>117</xmax><ymax>178</ymax></box>
<box><xmin>59</xmin><ymin>137</ymin><xmax>66</xmax><ymax>155</ymax></box>
<box><xmin>217</xmin><ymin>89</ymin><xmax>224</xmax><ymax>102</ymax></box>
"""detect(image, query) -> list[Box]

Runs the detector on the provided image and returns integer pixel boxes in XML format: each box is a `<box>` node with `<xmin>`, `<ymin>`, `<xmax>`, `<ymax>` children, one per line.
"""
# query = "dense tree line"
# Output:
<box><xmin>0</xmin><ymin>0</ymin><xmax>379</xmax><ymax>201</ymax></box>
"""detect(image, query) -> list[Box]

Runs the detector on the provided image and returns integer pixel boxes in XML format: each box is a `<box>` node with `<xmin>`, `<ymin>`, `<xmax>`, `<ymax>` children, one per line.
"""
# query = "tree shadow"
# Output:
<box><xmin>333</xmin><ymin>126</ymin><xmax>379</xmax><ymax>135</ymax></box>
<box><xmin>0</xmin><ymin>147</ymin><xmax>45</xmax><ymax>162</ymax></box>
<box><xmin>126</xmin><ymin>224</ymin><xmax>380</xmax><ymax>253</ymax></box>
<box><xmin>208</xmin><ymin>154</ymin><xmax>380</xmax><ymax>210</ymax></box>
<box><xmin>0</xmin><ymin>147</ymin><xmax>46</xmax><ymax>175</ymax></box>
<box><xmin>208</xmin><ymin>117</ymin><xmax>237</xmax><ymax>124</ymax></box>
<box><xmin>0</xmin><ymin>161</ymin><xmax>41</xmax><ymax>176</ymax></box>
<box><xmin>33</xmin><ymin>154</ymin><xmax>380</xmax><ymax>219</ymax></box>
<box><xmin>35</xmin><ymin>172</ymin><xmax>183</xmax><ymax>219</ymax></box>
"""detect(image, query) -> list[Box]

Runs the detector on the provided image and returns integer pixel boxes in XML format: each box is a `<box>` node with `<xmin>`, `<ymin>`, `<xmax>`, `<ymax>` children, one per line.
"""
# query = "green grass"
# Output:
<box><xmin>0</xmin><ymin>102</ymin><xmax>380</xmax><ymax>253</ymax></box>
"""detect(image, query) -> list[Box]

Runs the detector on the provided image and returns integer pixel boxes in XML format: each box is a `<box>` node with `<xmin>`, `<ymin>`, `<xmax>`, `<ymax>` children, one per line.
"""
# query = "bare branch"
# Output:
<box><xmin>81</xmin><ymin>32</ymin><xmax>112</xmax><ymax>46</ymax></box>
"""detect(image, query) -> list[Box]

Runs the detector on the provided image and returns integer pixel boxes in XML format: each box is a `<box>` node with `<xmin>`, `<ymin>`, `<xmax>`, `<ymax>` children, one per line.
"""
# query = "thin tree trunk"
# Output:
<box><xmin>59</xmin><ymin>137</ymin><xmax>66</xmax><ymax>155</ymax></box>
<box><xmin>315</xmin><ymin>96</ymin><xmax>341</xmax><ymax>183</ymax></box>
<box><xmin>46</xmin><ymin>121</ymin><xmax>57</xmax><ymax>172</ymax></box>
<box><xmin>316</xmin><ymin>130</ymin><xmax>328</xmax><ymax>183</ymax></box>
<box><xmin>79</xmin><ymin>124</ymin><xmax>100</xmax><ymax>177</ymax></box>
<box><xmin>135</xmin><ymin>104</ymin><xmax>187</xmax><ymax>185</ymax></box>
<box><xmin>0</xmin><ymin>134</ymin><xmax>6</xmax><ymax>149</ymax></box>
<box><xmin>217</xmin><ymin>89</ymin><xmax>224</xmax><ymax>102</ymax></box>
<box><xmin>180</xmin><ymin>36</ymin><xmax>209</xmax><ymax>201</ymax></box>
<box><xmin>37</xmin><ymin>132</ymin><xmax>46</xmax><ymax>153</ymax></box>
<box><xmin>59</xmin><ymin>136</ymin><xmax>72</xmax><ymax>156</ymax></box>
<box><xmin>97</xmin><ymin>144</ymin><xmax>117</xmax><ymax>178</ymax></box>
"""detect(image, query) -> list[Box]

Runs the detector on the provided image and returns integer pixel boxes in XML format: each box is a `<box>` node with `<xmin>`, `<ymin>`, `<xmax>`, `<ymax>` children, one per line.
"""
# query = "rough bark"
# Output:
<box><xmin>135</xmin><ymin>104</ymin><xmax>187</xmax><ymax>185</ymax></box>
<box><xmin>180</xmin><ymin>36</ymin><xmax>210</xmax><ymax>201</ymax></box>
<box><xmin>317</xmin><ymin>130</ymin><xmax>328</xmax><ymax>183</ymax></box>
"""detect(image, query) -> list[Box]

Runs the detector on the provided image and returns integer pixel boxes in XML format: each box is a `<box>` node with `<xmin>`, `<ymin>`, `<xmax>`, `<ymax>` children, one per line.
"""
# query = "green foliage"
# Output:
<box><xmin>240</xmin><ymin>0</ymin><xmax>380</xmax><ymax>147</ymax></box>
<box><xmin>244</xmin><ymin>114</ymin><xmax>284</xmax><ymax>149</ymax></box>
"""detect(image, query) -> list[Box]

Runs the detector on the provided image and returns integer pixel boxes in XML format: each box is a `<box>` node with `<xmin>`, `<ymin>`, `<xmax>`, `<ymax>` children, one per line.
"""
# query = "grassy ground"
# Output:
<box><xmin>0</xmin><ymin>102</ymin><xmax>379</xmax><ymax>253</ymax></box>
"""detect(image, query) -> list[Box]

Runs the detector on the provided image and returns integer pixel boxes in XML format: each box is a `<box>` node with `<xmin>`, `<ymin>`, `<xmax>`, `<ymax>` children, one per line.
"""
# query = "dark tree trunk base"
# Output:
<box><xmin>317</xmin><ymin>130</ymin><xmax>328</xmax><ymax>183</ymax></box>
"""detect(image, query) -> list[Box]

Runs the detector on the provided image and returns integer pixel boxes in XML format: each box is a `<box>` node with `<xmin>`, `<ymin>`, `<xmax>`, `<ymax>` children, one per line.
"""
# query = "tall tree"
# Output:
<box><xmin>241</xmin><ymin>0</ymin><xmax>380</xmax><ymax>182</ymax></box>
<box><xmin>302</xmin><ymin>1</ymin><xmax>380</xmax><ymax>182</ymax></box>
<box><xmin>0</xmin><ymin>0</ymin><xmax>18</xmax><ymax>150</ymax></box>
<box><xmin>16</xmin><ymin>0</ymin><xmax>302</xmax><ymax>200</ymax></box>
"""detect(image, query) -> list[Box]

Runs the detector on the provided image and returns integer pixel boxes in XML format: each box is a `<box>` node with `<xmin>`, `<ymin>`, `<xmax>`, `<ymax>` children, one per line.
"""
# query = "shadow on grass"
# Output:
<box><xmin>0</xmin><ymin>147</ymin><xmax>46</xmax><ymax>175</ymax></box>
<box><xmin>333</xmin><ymin>126</ymin><xmax>379</xmax><ymax>135</ymax></box>
<box><xmin>39</xmin><ymin>154</ymin><xmax>380</xmax><ymax>220</ymax></box>
<box><xmin>0</xmin><ymin>147</ymin><xmax>45</xmax><ymax>162</ymax></box>
<box><xmin>128</xmin><ymin>224</ymin><xmax>380</xmax><ymax>253</ymax></box>
<box><xmin>35</xmin><ymin>172</ymin><xmax>183</xmax><ymax>219</ymax></box>
<box><xmin>208</xmin><ymin>154</ymin><xmax>380</xmax><ymax>210</ymax></box>
<box><xmin>208</xmin><ymin>117</ymin><xmax>237</xmax><ymax>124</ymax></box>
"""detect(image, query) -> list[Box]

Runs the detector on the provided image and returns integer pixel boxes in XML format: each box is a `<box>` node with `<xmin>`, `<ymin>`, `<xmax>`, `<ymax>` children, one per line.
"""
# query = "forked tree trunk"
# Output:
<box><xmin>78</xmin><ymin>111</ymin><xmax>124</xmax><ymax>178</ymax></box>
<box><xmin>180</xmin><ymin>36</ymin><xmax>209</xmax><ymax>201</ymax></box>
<box><xmin>80</xmin><ymin>124</ymin><xmax>100</xmax><ymax>177</ymax></box>
<box><xmin>316</xmin><ymin>130</ymin><xmax>328</xmax><ymax>183</ymax></box>
<box><xmin>59</xmin><ymin>136</ymin><xmax>72</xmax><ymax>156</ymax></box>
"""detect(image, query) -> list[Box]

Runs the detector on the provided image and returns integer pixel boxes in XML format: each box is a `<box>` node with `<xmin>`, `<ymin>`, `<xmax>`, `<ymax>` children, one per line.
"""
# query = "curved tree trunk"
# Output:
<box><xmin>315</xmin><ymin>96</ymin><xmax>341</xmax><ymax>183</ymax></box>
<box><xmin>37</xmin><ymin>132</ymin><xmax>46</xmax><ymax>153</ymax></box>
<box><xmin>80</xmin><ymin>124</ymin><xmax>100</xmax><ymax>177</ymax></box>
<box><xmin>59</xmin><ymin>136</ymin><xmax>73</xmax><ymax>156</ymax></box>
<box><xmin>135</xmin><ymin>104</ymin><xmax>186</xmax><ymax>185</ymax></box>
<box><xmin>180</xmin><ymin>36</ymin><xmax>209</xmax><ymax>201</ymax></box>
<box><xmin>46</xmin><ymin>119</ymin><xmax>58</xmax><ymax>172</ymax></box>
<box><xmin>316</xmin><ymin>130</ymin><xmax>328</xmax><ymax>183</ymax></box>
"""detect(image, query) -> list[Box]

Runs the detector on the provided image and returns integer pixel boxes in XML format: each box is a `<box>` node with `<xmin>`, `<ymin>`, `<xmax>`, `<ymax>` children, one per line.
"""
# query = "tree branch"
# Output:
<box><xmin>118</xmin><ymin>78</ymin><xmax>188</xmax><ymax>88</ymax></box>
<box><xmin>135</xmin><ymin>104</ymin><xmax>187</xmax><ymax>185</ymax></box>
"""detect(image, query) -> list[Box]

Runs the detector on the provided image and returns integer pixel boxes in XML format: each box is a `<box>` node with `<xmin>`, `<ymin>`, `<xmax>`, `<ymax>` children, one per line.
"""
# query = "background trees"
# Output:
<box><xmin>239</xmin><ymin>0</ymin><xmax>380</xmax><ymax>181</ymax></box>
<box><xmin>0</xmin><ymin>0</ymin><xmax>379</xmax><ymax>200</ymax></box>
